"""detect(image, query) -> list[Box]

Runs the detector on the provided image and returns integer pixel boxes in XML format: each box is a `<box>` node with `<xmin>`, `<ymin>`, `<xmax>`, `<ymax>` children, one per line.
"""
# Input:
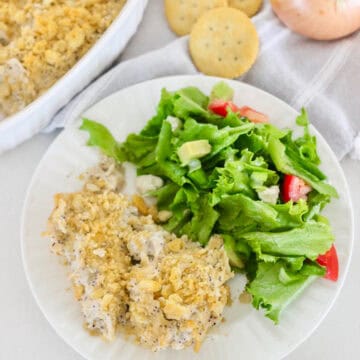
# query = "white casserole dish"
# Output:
<box><xmin>0</xmin><ymin>0</ymin><xmax>148</xmax><ymax>153</ymax></box>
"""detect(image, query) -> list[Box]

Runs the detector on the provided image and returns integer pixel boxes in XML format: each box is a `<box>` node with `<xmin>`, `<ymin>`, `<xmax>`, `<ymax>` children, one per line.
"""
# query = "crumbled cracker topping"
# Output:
<box><xmin>46</xmin><ymin>161</ymin><xmax>233</xmax><ymax>351</ymax></box>
<box><xmin>0</xmin><ymin>0</ymin><xmax>126</xmax><ymax>117</ymax></box>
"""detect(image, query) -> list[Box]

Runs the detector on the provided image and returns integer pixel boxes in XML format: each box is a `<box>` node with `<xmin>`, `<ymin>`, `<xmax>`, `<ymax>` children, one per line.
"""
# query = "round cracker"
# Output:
<box><xmin>165</xmin><ymin>0</ymin><xmax>228</xmax><ymax>36</ymax></box>
<box><xmin>189</xmin><ymin>7</ymin><xmax>259</xmax><ymax>79</ymax></box>
<box><xmin>228</xmin><ymin>0</ymin><xmax>263</xmax><ymax>17</ymax></box>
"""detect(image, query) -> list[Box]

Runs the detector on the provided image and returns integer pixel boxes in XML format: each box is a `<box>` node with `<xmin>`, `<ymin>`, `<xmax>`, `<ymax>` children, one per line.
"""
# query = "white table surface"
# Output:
<box><xmin>1</xmin><ymin>2</ymin><xmax>359</xmax><ymax>359</ymax></box>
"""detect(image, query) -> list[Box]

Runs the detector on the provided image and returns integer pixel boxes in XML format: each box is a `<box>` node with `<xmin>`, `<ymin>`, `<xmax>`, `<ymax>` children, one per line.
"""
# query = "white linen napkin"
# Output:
<box><xmin>47</xmin><ymin>2</ymin><xmax>360</xmax><ymax>160</ymax></box>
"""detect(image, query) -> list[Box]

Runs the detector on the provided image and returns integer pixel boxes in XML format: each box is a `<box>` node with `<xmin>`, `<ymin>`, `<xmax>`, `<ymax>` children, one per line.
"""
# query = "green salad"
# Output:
<box><xmin>81</xmin><ymin>82</ymin><xmax>339</xmax><ymax>323</ymax></box>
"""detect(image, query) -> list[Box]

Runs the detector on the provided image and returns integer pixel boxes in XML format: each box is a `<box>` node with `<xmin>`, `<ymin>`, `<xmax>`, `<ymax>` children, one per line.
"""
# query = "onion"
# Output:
<box><xmin>271</xmin><ymin>0</ymin><xmax>360</xmax><ymax>40</ymax></box>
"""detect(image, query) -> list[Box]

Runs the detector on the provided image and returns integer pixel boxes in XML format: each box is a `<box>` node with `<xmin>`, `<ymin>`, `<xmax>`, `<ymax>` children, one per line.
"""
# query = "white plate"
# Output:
<box><xmin>0</xmin><ymin>0</ymin><xmax>148</xmax><ymax>153</ymax></box>
<box><xmin>21</xmin><ymin>75</ymin><xmax>354</xmax><ymax>360</ymax></box>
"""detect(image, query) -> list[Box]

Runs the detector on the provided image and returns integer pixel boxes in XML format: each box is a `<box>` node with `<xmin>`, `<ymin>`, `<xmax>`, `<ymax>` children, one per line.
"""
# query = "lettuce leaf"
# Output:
<box><xmin>241</xmin><ymin>221</ymin><xmax>334</xmax><ymax>260</ymax></box>
<box><xmin>211</xmin><ymin>149</ymin><xmax>279</xmax><ymax>205</ymax></box>
<box><xmin>294</xmin><ymin>108</ymin><xmax>321</xmax><ymax>165</ymax></box>
<box><xmin>210</xmin><ymin>81</ymin><xmax>234</xmax><ymax>102</ymax></box>
<box><xmin>148</xmin><ymin>182</ymin><xmax>179</xmax><ymax>210</ymax></box>
<box><xmin>140</xmin><ymin>88</ymin><xmax>174</xmax><ymax>136</ymax></box>
<box><xmin>181</xmin><ymin>194</ymin><xmax>219</xmax><ymax>245</ymax></box>
<box><xmin>217</xmin><ymin>194</ymin><xmax>308</xmax><ymax>234</ymax></box>
<box><xmin>247</xmin><ymin>260</ymin><xmax>325</xmax><ymax>323</ymax></box>
<box><xmin>173</xmin><ymin>87</ymin><xmax>209</xmax><ymax>120</ymax></box>
<box><xmin>268</xmin><ymin>136</ymin><xmax>338</xmax><ymax>197</ymax></box>
<box><xmin>179</xmin><ymin>118</ymin><xmax>253</xmax><ymax>157</ymax></box>
<box><xmin>80</xmin><ymin>119</ymin><xmax>123</xmax><ymax>160</ymax></box>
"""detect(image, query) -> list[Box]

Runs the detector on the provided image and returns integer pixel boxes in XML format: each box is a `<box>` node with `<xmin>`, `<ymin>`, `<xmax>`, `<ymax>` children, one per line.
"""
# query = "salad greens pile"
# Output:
<box><xmin>81</xmin><ymin>82</ymin><xmax>338</xmax><ymax>323</ymax></box>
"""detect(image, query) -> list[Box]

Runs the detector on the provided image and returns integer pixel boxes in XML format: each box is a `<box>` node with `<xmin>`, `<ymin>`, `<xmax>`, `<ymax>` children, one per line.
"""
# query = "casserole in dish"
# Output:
<box><xmin>0</xmin><ymin>0</ymin><xmax>148</xmax><ymax>153</ymax></box>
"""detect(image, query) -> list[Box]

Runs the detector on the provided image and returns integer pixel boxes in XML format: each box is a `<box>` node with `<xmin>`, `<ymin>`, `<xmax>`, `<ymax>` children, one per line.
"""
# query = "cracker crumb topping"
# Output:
<box><xmin>46</xmin><ymin>159</ymin><xmax>233</xmax><ymax>351</ymax></box>
<box><xmin>0</xmin><ymin>0</ymin><xmax>126</xmax><ymax>117</ymax></box>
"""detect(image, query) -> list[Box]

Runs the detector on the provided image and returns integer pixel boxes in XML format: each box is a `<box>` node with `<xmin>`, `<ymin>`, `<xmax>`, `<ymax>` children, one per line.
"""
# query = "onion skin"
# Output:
<box><xmin>271</xmin><ymin>0</ymin><xmax>360</xmax><ymax>40</ymax></box>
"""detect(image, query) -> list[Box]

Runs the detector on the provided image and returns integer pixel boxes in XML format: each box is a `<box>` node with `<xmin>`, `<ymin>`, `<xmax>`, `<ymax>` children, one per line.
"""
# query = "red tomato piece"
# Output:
<box><xmin>281</xmin><ymin>174</ymin><xmax>312</xmax><ymax>202</ymax></box>
<box><xmin>208</xmin><ymin>100</ymin><xmax>239</xmax><ymax>117</ymax></box>
<box><xmin>238</xmin><ymin>106</ymin><xmax>269</xmax><ymax>123</ymax></box>
<box><xmin>317</xmin><ymin>245</ymin><xmax>339</xmax><ymax>281</ymax></box>
<box><xmin>208</xmin><ymin>101</ymin><xmax>270</xmax><ymax>124</ymax></box>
